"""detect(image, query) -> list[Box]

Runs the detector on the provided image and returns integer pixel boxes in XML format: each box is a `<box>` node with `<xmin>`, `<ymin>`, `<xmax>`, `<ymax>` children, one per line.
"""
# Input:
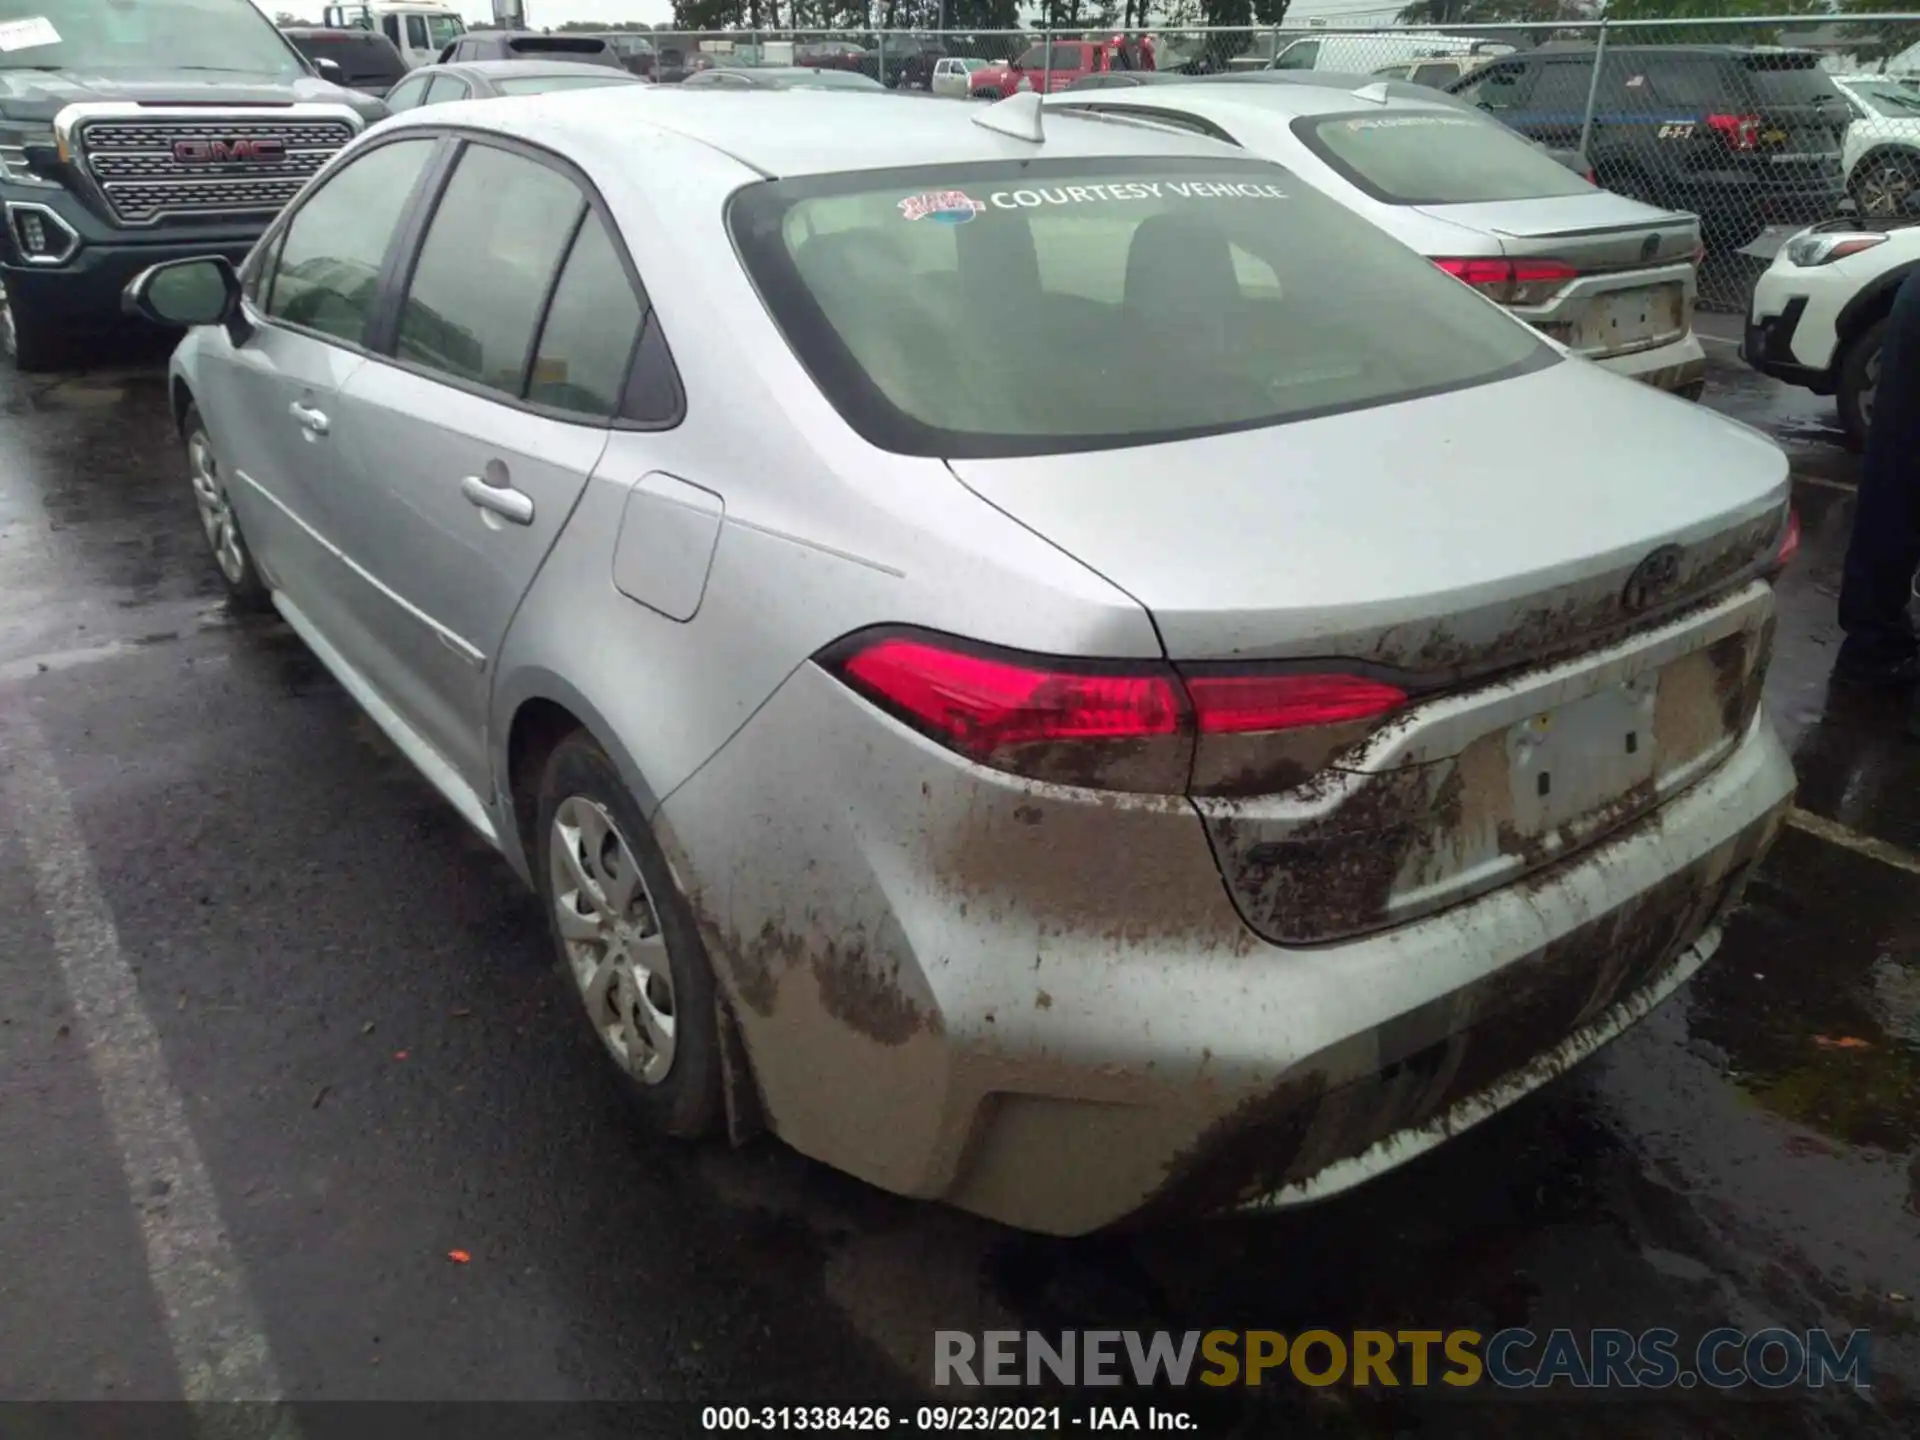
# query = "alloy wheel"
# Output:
<box><xmin>187</xmin><ymin>428</ymin><xmax>248</xmax><ymax>586</ymax></box>
<box><xmin>1857</xmin><ymin>161</ymin><xmax>1916</xmax><ymax>218</ymax></box>
<box><xmin>549</xmin><ymin>795</ymin><xmax>677</xmax><ymax>1085</ymax></box>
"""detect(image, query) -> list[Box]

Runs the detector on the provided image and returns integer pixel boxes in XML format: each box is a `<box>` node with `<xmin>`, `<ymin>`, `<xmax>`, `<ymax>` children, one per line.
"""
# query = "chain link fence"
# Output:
<box><xmin>639</xmin><ymin>16</ymin><xmax>1920</xmax><ymax>315</ymax></box>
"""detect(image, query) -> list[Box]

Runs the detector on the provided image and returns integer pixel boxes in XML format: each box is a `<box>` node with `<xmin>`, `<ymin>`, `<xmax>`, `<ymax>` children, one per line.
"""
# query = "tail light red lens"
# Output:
<box><xmin>822</xmin><ymin>630</ymin><xmax>1409</xmax><ymax>795</ymax></box>
<box><xmin>1433</xmin><ymin>256</ymin><xmax>1578</xmax><ymax>306</ymax></box>
<box><xmin>1768</xmin><ymin>507</ymin><xmax>1801</xmax><ymax>579</ymax></box>
<box><xmin>1707</xmin><ymin>113</ymin><xmax>1760</xmax><ymax>151</ymax></box>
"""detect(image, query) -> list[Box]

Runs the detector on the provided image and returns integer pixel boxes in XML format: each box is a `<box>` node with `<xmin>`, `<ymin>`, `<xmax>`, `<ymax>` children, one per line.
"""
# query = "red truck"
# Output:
<box><xmin>969</xmin><ymin>37</ymin><xmax>1155</xmax><ymax>100</ymax></box>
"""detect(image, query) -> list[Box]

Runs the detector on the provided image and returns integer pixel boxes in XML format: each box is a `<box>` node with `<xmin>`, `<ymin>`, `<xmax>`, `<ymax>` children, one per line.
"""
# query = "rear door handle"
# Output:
<box><xmin>461</xmin><ymin>473</ymin><xmax>534</xmax><ymax>525</ymax></box>
<box><xmin>289</xmin><ymin>401</ymin><xmax>329</xmax><ymax>436</ymax></box>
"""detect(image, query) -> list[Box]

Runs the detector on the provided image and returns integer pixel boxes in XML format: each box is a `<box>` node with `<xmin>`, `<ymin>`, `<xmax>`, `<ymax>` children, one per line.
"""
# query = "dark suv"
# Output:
<box><xmin>435</xmin><ymin>32</ymin><xmax>625</xmax><ymax>71</ymax></box>
<box><xmin>1</xmin><ymin>0</ymin><xmax>381</xmax><ymax>372</ymax></box>
<box><xmin>1450</xmin><ymin>45</ymin><xmax>1850</xmax><ymax>249</ymax></box>
<box><xmin>280</xmin><ymin>26</ymin><xmax>408</xmax><ymax>98</ymax></box>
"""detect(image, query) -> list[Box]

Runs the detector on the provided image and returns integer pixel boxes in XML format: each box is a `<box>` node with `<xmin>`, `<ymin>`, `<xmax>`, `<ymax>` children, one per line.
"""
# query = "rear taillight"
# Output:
<box><xmin>1433</xmin><ymin>256</ymin><xmax>1578</xmax><ymax>306</ymax></box>
<box><xmin>1707</xmin><ymin>112</ymin><xmax>1760</xmax><ymax>151</ymax></box>
<box><xmin>822</xmin><ymin>630</ymin><xmax>1408</xmax><ymax>796</ymax></box>
<box><xmin>1766</xmin><ymin>507</ymin><xmax>1801</xmax><ymax>580</ymax></box>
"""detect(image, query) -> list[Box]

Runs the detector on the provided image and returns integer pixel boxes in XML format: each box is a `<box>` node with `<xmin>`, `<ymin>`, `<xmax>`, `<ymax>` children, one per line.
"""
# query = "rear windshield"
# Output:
<box><xmin>1740</xmin><ymin>58</ymin><xmax>1842</xmax><ymax>107</ymax></box>
<box><xmin>1294</xmin><ymin>110</ymin><xmax>1593</xmax><ymax>205</ymax></box>
<box><xmin>494</xmin><ymin>73</ymin><xmax>635</xmax><ymax>96</ymax></box>
<box><xmin>727</xmin><ymin>158</ymin><xmax>1550</xmax><ymax>459</ymax></box>
<box><xmin>1849</xmin><ymin>79</ymin><xmax>1920</xmax><ymax>117</ymax></box>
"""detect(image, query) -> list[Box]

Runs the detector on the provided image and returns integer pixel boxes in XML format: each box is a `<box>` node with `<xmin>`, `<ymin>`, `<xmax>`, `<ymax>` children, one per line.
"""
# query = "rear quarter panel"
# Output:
<box><xmin>487</xmin><ymin>133</ymin><xmax>1161</xmax><ymax>862</ymax></box>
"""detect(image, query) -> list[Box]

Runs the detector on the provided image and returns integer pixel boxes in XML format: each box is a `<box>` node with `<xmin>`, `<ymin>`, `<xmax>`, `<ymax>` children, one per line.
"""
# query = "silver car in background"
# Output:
<box><xmin>131</xmin><ymin>88</ymin><xmax>1794</xmax><ymax>1236</ymax></box>
<box><xmin>1050</xmin><ymin>79</ymin><xmax>1710</xmax><ymax>398</ymax></box>
<box><xmin>381</xmin><ymin>57</ymin><xmax>644</xmax><ymax>111</ymax></box>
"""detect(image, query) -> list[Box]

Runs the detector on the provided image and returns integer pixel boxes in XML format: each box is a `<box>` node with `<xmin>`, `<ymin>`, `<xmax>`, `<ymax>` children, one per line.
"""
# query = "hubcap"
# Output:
<box><xmin>1860</xmin><ymin>163</ymin><xmax>1915</xmax><ymax>218</ymax></box>
<box><xmin>548</xmin><ymin>796</ymin><xmax>677</xmax><ymax>1085</ymax></box>
<box><xmin>188</xmin><ymin>429</ymin><xmax>248</xmax><ymax>586</ymax></box>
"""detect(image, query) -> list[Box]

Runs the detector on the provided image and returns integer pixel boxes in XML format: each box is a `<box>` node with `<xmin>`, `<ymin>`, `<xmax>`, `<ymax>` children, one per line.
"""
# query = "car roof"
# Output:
<box><xmin>391</xmin><ymin>88</ymin><xmax>1251</xmax><ymax>178</ymax></box>
<box><xmin>1052</xmin><ymin>78</ymin><xmax>1460</xmax><ymax>123</ymax></box>
<box><xmin>445</xmin><ymin>58</ymin><xmax>641</xmax><ymax>81</ymax></box>
<box><xmin>281</xmin><ymin>27</ymin><xmax>381</xmax><ymax>39</ymax></box>
<box><xmin>1518</xmin><ymin>44</ymin><xmax>1824</xmax><ymax>61</ymax></box>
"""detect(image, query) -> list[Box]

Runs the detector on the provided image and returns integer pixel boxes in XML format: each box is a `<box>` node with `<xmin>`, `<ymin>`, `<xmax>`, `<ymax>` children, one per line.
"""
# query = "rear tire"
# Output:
<box><xmin>1849</xmin><ymin>151</ymin><xmax>1920</xmax><ymax>219</ymax></box>
<box><xmin>1</xmin><ymin>278</ymin><xmax>77</xmax><ymax>374</ymax></box>
<box><xmin>535</xmin><ymin>731</ymin><xmax>724</xmax><ymax>1139</ymax></box>
<box><xmin>1837</xmin><ymin>317</ymin><xmax>1885</xmax><ymax>455</ymax></box>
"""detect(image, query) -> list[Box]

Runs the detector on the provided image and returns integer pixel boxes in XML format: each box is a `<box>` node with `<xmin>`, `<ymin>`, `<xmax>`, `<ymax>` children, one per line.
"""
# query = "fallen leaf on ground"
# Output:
<box><xmin>451</xmin><ymin>1007</ymin><xmax>472</xmax><ymax>1019</ymax></box>
<box><xmin>1812</xmin><ymin>1035</ymin><xmax>1873</xmax><ymax>1050</ymax></box>
<box><xmin>447</xmin><ymin>1250</ymin><xmax>470</xmax><ymax>1264</ymax></box>
<box><xmin>393</xmin><ymin>1051</ymin><xmax>409</xmax><ymax>1061</ymax></box>
<box><xmin>311</xmin><ymin>1085</ymin><xmax>331</xmax><ymax>1110</ymax></box>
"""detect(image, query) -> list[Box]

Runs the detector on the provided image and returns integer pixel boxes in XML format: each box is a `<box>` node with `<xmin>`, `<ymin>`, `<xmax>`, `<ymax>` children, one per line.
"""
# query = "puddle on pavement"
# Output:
<box><xmin>1690</xmin><ymin>826</ymin><xmax>1920</xmax><ymax>1156</ymax></box>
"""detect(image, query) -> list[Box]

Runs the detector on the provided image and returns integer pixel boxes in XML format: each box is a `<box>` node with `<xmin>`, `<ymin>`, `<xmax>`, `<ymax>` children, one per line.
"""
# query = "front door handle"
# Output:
<box><xmin>461</xmin><ymin>473</ymin><xmax>534</xmax><ymax>525</ymax></box>
<box><xmin>289</xmin><ymin>401</ymin><xmax>330</xmax><ymax>436</ymax></box>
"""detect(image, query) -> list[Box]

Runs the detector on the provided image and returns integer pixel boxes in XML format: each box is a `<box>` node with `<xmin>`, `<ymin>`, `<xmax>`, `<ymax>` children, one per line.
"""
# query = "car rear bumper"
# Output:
<box><xmin>657</xmin><ymin>634</ymin><xmax>1796</xmax><ymax>1236</ymax></box>
<box><xmin>1593</xmin><ymin>332</ymin><xmax>1708</xmax><ymax>397</ymax></box>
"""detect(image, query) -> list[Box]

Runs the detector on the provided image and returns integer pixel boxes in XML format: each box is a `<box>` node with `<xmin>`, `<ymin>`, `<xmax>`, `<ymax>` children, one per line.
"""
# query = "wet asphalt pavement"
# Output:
<box><xmin>2</xmin><ymin>323</ymin><xmax>1918</xmax><ymax>1439</ymax></box>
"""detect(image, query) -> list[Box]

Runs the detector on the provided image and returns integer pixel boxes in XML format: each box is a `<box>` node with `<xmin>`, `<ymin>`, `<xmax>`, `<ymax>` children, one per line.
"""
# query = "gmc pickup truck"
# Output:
<box><xmin>0</xmin><ymin>0</ymin><xmax>384</xmax><ymax>371</ymax></box>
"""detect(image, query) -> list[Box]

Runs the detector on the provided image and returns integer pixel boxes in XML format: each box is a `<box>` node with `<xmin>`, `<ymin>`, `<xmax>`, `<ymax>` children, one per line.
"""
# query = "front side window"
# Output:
<box><xmin>422</xmin><ymin>74</ymin><xmax>469</xmax><ymax>103</ymax></box>
<box><xmin>396</xmin><ymin>144</ymin><xmax>584</xmax><ymax>396</ymax></box>
<box><xmin>265</xmin><ymin>138</ymin><xmax>436</xmax><ymax>344</ymax></box>
<box><xmin>406</xmin><ymin>15</ymin><xmax>429</xmax><ymax>51</ymax></box>
<box><xmin>426</xmin><ymin>14</ymin><xmax>464</xmax><ymax>49</ymax></box>
<box><xmin>1409</xmin><ymin>62</ymin><xmax>1460</xmax><ymax>89</ymax></box>
<box><xmin>381</xmin><ymin>15</ymin><xmax>400</xmax><ymax>48</ymax></box>
<box><xmin>1295</xmin><ymin>110</ymin><xmax>1593</xmax><ymax>205</ymax></box>
<box><xmin>1013</xmin><ymin>46</ymin><xmax>1044</xmax><ymax>70</ymax></box>
<box><xmin>0</xmin><ymin>0</ymin><xmax>302</xmax><ymax>75</ymax></box>
<box><xmin>728</xmin><ymin>158</ymin><xmax>1548</xmax><ymax>459</ymax></box>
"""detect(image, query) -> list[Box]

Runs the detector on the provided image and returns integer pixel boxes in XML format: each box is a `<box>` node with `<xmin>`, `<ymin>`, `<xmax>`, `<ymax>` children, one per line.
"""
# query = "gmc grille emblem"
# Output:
<box><xmin>173</xmin><ymin>138</ymin><xmax>286</xmax><ymax>164</ymax></box>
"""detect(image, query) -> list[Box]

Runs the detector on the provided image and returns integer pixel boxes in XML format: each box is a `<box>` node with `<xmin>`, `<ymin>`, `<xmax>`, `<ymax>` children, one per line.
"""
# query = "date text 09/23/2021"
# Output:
<box><xmin>702</xmin><ymin>1407</ymin><xmax>1192</xmax><ymax>1431</ymax></box>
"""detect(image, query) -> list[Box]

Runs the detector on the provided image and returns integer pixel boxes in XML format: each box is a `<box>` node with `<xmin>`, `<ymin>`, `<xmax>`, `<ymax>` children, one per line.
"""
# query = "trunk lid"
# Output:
<box><xmin>948</xmin><ymin>358</ymin><xmax>1790</xmax><ymax>944</ymax></box>
<box><xmin>1413</xmin><ymin>194</ymin><xmax>1699</xmax><ymax>358</ymax></box>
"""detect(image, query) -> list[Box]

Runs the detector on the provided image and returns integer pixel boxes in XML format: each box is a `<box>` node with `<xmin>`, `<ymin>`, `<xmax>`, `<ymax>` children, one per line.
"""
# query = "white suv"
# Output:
<box><xmin>1745</xmin><ymin>217</ymin><xmax>1920</xmax><ymax>450</ymax></box>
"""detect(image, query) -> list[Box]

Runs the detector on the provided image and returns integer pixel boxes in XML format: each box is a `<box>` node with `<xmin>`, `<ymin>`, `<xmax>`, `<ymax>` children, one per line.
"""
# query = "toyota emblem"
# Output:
<box><xmin>1622</xmin><ymin>544</ymin><xmax>1684</xmax><ymax>612</ymax></box>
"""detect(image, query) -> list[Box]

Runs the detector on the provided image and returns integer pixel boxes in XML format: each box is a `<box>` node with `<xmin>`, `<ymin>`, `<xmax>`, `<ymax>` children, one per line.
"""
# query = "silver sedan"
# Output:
<box><xmin>1050</xmin><ymin>78</ymin><xmax>1711</xmax><ymax>398</ymax></box>
<box><xmin>380</xmin><ymin>58</ymin><xmax>643</xmax><ymax>112</ymax></box>
<box><xmin>128</xmin><ymin>87</ymin><xmax>1796</xmax><ymax>1236</ymax></box>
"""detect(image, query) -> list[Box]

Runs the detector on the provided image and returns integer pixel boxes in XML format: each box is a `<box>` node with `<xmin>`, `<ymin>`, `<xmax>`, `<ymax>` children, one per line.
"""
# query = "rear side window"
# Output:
<box><xmin>397</xmin><ymin>145</ymin><xmax>585</xmax><ymax>396</ymax></box>
<box><xmin>1294</xmin><ymin>111</ymin><xmax>1592</xmax><ymax>204</ymax></box>
<box><xmin>527</xmin><ymin>214</ymin><xmax>644</xmax><ymax>418</ymax></box>
<box><xmin>1632</xmin><ymin>59</ymin><xmax>1721</xmax><ymax>109</ymax></box>
<box><xmin>728</xmin><ymin>159</ymin><xmax>1549</xmax><ymax>459</ymax></box>
<box><xmin>1274</xmin><ymin>40</ymin><xmax>1319</xmax><ymax>71</ymax></box>
<box><xmin>422</xmin><ymin>74</ymin><xmax>469</xmax><ymax>104</ymax></box>
<box><xmin>1408</xmin><ymin>62</ymin><xmax>1460</xmax><ymax>89</ymax></box>
<box><xmin>265</xmin><ymin>138</ymin><xmax>436</xmax><ymax>345</ymax></box>
<box><xmin>1740</xmin><ymin>59</ymin><xmax>1842</xmax><ymax>108</ymax></box>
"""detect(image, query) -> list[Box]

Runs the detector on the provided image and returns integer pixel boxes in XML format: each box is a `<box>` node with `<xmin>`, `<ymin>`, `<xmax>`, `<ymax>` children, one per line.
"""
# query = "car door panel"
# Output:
<box><xmin>315</xmin><ymin>139</ymin><xmax>642</xmax><ymax>795</ymax></box>
<box><xmin>202</xmin><ymin>324</ymin><xmax>368</xmax><ymax>615</ymax></box>
<box><xmin>327</xmin><ymin>365</ymin><xmax>608</xmax><ymax>786</ymax></box>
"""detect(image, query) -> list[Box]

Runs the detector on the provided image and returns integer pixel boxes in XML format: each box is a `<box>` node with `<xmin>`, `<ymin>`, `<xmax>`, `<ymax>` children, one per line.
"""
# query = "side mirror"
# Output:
<box><xmin>313</xmin><ymin>56</ymin><xmax>346</xmax><ymax>81</ymax></box>
<box><xmin>123</xmin><ymin>256</ymin><xmax>241</xmax><ymax>329</ymax></box>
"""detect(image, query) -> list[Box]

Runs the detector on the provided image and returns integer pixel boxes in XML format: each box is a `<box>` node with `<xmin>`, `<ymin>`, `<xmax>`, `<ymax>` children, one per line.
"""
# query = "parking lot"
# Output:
<box><xmin>0</xmin><ymin>305</ymin><xmax>1916</xmax><ymax>1434</ymax></box>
